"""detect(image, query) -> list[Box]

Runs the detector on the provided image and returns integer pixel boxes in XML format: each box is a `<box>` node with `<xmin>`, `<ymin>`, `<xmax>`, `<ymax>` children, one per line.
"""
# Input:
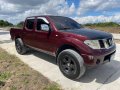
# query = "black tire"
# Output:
<box><xmin>15</xmin><ymin>38</ymin><xmax>27</xmax><ymax>55</ymax></box>
<box><xmin>57</xmin><ymin>49</ymin><xmax>86</xmax><ymax>79</ymax></box>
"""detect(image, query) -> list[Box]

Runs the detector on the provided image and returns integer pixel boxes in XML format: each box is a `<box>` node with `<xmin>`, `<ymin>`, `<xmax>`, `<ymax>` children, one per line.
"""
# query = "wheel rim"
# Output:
<box><xmin>16</xmin><ymin>40</ymin><xmax>22</xmax><ymax>52</ymax></box>
<box><xmin>60</xmin><ymin>55</ymin><xmax>77</xmax><ymax>75</ymax></box>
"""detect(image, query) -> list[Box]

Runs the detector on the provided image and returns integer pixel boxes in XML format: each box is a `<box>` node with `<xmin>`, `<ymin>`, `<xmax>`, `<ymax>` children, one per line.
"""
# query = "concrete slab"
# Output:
<box><xmin>112</xmin><ymin>33</ymin><xmax>120</xmax><ymax>40</ymax></box>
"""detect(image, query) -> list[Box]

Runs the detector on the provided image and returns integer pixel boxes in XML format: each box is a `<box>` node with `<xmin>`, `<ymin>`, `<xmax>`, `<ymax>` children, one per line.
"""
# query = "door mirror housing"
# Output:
<box><xmin>41</xmin><ymin>24</ymin><xmax>49</xmax><ymax>31</ymax></box>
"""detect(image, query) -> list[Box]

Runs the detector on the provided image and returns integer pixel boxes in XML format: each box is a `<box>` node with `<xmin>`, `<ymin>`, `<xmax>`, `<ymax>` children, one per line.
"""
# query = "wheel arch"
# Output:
<box><xmin>56</xmin><ymin>44</ymin><xmax>81</xmax><ymax>63</ymax></box>
<box><xmin>15</xmin><ymin>36</ymin><xmax>21</xmax><ymax>40</ymax></box>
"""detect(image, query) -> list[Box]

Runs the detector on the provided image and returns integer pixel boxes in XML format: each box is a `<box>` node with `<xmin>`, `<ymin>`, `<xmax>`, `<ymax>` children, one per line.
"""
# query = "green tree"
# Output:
<box><xmin>84</xmin><ymin>22</ymin><xmax>120</xmax><ymax>27</ymax></box>
<box><xmin>0</xmin><ymin>20</ymin><xmax>13</xmax><ymax>27</ymax></box>
<box><xmin>16</xmin><ymin>21</ymin><xmax>24</xmax><ymax>28</ymax></box>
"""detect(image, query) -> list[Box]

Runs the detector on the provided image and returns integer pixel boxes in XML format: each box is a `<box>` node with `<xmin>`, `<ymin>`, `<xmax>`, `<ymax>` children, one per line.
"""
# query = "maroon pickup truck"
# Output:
<box><xmin>10</xmin><ymin>16</ymin><xmax>116</xmax><ymax>79</ymax></box>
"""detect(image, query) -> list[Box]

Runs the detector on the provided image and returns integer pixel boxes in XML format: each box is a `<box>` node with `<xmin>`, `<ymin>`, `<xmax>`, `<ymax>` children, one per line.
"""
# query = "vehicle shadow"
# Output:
<box><xmin>26</xmin><ymin>49</ymin><xmax>120</xmax><ymax>84</ymax></box>
<box><xmin>0</xmin><ymin>40</ymin><xmax>12</xmax><ymax>44</ymax></box>
<box><xmin>77</xmin><ymin>60</ymin><xmax>120</xmax><ymax>84</ymax></box>
<box><xmin>27</xmin><ymin>50</ymin><xmax>57</xmax><ymax>65</ymax></box>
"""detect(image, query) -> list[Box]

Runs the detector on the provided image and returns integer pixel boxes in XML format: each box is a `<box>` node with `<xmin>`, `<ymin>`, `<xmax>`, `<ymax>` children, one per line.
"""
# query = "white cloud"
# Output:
<box><xmin>70</xmin><ymin>3</ymin><xmax>76</xmax><ymax>14</ymax></box>
<box><xmin>7</xmin><ymin>0</ymin><xmax>77</xmax><ymax>24</ymax></box>
<box><xmin>0</xmin><ymin>1</ymin><xmax>18</xmax><ymax>13</ymax></box>
<box><xmin>75</xmin><ymin>0</ymin><xmax>120</xmax><ymax>24</ymax></box>
<box><xmin>74</xmin><ymin>14</ymin><xmax>120</xmax><ymax>24</ymax></box>
<box><xmin>57</xmin><ymin>2</ymin><xmax>76</xmax><ymax>16</ymax></box>
<box><xmin>96</xmin><ymin>0</ymin><xmax>120</xmax><ymax>11</ymax></box>
<box><xmin>77</xmin><ymin>0</ymin><xmax>120</xmax><ymax>15</ymax></box>
<box><xmin>0</xmin><ymin>0</ymin><xmax>120</xmax><ymax>24</ymax></box>
<box><xmin>77</xmin><ymin>0</ymin><xmax>103</xmax><ymax>15</ymax></box>
<box><xmin>4</xmin><ymin>0</ymin><xmax>49</xmax><ymax>6</ymax></box>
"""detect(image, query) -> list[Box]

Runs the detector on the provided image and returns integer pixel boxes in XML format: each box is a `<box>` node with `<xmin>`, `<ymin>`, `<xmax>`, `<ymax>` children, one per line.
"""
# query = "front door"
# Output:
<box><xmin>33</xmin><ymin>17</ymin><xmax>54</xmax><ymax>53</ymax></box>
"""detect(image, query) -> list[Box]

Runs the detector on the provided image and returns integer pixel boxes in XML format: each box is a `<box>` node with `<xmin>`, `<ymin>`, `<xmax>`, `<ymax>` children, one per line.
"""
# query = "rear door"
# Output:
<box><xmin>22</xmin><ymin>17</ymin><xmax>36</xmax><ymax>47</ymax></box>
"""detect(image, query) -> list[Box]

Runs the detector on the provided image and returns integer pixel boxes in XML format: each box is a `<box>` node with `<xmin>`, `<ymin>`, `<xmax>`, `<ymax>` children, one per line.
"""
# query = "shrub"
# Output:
<box><xmin>0</xmin><ymin>20</ymin><xmax>13</xmax><ymax>27</ymax></box>
<box><xmin>84</xmin><ymin>22</ymin><xmax>120</xmax><ymax>27</ymax></box>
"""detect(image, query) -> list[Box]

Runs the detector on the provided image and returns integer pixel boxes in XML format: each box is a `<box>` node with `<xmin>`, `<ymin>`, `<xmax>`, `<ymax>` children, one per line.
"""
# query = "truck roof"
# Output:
<box><xmin>26</xmin><ymin>15</ymin><xmax>65</xmax><ymax>18</ymax></box>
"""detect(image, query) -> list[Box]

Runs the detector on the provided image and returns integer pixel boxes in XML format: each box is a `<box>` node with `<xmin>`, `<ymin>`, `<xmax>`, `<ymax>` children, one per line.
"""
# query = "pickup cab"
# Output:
<box><xmin>10</xmin><ymin>16</ymin><xmax>116</xmax><ymax>79</ymax></box>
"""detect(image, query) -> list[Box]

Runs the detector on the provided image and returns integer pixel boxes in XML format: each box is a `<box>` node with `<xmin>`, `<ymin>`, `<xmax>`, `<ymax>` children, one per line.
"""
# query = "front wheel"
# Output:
<box><xmin>57</xmin><ymin>49</ymin><xmax>86</xmax><ymax>79</ymax></box>
<box><xmin>15</xmin><ymin>38</ymin><xmax>27</xmax><ymax>55</ymax></box>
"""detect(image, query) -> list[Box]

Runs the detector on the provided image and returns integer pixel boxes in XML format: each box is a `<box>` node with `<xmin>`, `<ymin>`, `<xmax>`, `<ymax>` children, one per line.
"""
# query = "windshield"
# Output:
<box><xmin>49</xmin><ymin>16</ymin><xmax>82</xmax><ymax>30</ymax></box>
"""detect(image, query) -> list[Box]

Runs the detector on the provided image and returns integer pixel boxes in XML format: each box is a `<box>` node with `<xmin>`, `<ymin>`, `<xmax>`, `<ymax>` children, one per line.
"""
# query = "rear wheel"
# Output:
<box><xmin>15</xmin><ymin>38</ymin><xmax>27</xmax><ymax>55</ymax></box>
<box><xmin>57</xmin><ymin>49</ymin><xmax>86</xmax><ymax>79</ymax></box>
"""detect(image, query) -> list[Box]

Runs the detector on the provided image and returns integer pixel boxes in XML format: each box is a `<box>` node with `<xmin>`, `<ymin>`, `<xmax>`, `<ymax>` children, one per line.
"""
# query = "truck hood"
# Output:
<box><xmin>61</xmin><ymin>28</ymin><xmax>112</xmax><ymax>39</ymax></box>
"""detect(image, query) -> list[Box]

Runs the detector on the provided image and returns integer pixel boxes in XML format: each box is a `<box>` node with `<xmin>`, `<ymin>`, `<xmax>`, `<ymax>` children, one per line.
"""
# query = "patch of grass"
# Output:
<box><xmin>0</xmin><ymin>48</ymin><xmax>61</xmax><ymax>90</ymax></box>
<box><xmin>0</xmin><ymin>81</ymin><xmax>5</xmax><ymax>87</ymax></box>
<box><xmin>10</xmin><ymin>86</ymin><xmax>17</xmax><ymax>90</ymax></box>
<box><xmin>84</xmin><ymin>22</ymin><xmax>120</xmax><ymax>27</ymax></box>
<box><xmin>44</xmin><ymin>83</ymin><xmax>61</xmax><ymax>90</ymax></box>
<box><xmin>0</xmin><ymin>72</ymin><xmax>11</xmax><ymax>81</ymax></box>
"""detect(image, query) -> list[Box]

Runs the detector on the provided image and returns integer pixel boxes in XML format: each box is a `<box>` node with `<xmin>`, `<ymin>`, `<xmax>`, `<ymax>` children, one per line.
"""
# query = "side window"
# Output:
<box><xmin>36</xmin><ymin>17</ymin><xmax>49</xmax><ymax>31</ymax></box>
<box><xmin>26</xmin><ymin>18</ymin><xmax>34</xmax><ymax>30</ymax></box>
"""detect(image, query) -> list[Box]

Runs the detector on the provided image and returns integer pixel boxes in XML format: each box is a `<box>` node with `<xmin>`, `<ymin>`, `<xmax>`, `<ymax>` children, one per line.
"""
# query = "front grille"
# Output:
<box><xmin>99</xmin><ymin>40</ymin><xmax>105</xmax><ymax>48</ymax></box>
<box><xmin>99</xmin><ymin>38</ymin><xmax>114</xmax><ymax>49</ymax></box>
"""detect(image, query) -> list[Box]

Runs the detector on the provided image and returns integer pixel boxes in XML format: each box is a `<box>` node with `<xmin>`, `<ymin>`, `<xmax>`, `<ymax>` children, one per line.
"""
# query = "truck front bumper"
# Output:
<box><xmin>81</xmin><ymin>44</ymin><xmax>116</xmax><ymax>66</ymax></box>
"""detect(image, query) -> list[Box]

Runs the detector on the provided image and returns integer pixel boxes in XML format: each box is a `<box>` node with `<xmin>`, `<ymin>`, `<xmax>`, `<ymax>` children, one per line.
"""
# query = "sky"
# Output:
<box><xmin>0</xmin><ymin>0</ymin><xmax>120</xmax><ymax>24</ymax></box>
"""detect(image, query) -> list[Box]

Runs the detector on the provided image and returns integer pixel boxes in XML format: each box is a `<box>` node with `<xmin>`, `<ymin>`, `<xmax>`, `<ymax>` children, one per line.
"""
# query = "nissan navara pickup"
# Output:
<box><xmin>10</xmin><ymin>16</ymin><xmax>116</xmax><ymax>79</ymax></box>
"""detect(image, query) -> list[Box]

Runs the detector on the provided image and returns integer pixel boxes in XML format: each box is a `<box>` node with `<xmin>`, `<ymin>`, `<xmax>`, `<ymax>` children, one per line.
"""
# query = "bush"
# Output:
<box><xmin>16</xmin><ymin>21</ymin><xmax>24</xmax><ymax>28</ymax></box>
<box><xmin>84</xmin><ymin>22</ymin><xmax>120</xmax><ymax>27</ymax></box>
<box><xmin>0</xmin><ymin>20</ymin><xmax>13</xmax><ymax>27</ymax></box>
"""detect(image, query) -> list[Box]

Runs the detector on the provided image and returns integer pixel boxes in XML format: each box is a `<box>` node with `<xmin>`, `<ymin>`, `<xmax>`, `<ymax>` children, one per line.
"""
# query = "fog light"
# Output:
<box><xmin>96</xmin><ymin>59</ymin><xmax>100</xmax><ymax>64</ymax></box>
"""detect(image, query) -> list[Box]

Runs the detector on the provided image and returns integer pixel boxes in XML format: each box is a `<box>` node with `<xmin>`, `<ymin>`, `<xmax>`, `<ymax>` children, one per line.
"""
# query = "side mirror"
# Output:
<box><xmin>41</xmin><ymin>24</ymin><xmax>49</xmax><ymax>31</ymax></box>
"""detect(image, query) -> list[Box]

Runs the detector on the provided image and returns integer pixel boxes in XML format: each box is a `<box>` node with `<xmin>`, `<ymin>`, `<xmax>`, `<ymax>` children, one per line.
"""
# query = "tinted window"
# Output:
<box><xmin>26</xmin><ymin>19</ymin><xmax>34</xmax><ymax>30</ymax></box>
<box><xmin>36</xmin><ymin>18</ymin><xmax>49</xmax><ymax>31</ymax></box>
<box><xmin>49</xmin><ymin>16</ymin><xmax>82</xmax><ymax>30</ymax></box>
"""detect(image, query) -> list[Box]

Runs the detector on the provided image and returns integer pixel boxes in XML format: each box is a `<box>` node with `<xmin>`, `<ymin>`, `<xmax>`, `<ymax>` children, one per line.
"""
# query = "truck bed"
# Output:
<box><xmin>10</xmin><ymin>28</ymin><xmax>23</xmax><ymax>40</ymax></box>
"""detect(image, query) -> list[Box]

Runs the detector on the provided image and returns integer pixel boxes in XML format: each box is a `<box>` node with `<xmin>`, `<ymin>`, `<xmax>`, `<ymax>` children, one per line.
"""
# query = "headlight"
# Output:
<box><xmin>84</xmin><ymin>40</ymin><xmax>100</xmax><ymax>49</ymax></box>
